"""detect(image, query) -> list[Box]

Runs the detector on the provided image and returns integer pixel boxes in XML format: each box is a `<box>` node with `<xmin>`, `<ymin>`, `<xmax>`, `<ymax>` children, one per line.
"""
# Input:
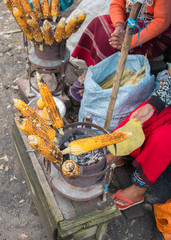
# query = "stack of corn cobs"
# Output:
<box><xmin>3</xmin><ymin>0</ymin><xmax>86</xmax><ymax>46</ymax></box>
<box><xmin>14</xmin><ymin>73</ymin><xmax>130</xmax><ymax>178</ymax></box>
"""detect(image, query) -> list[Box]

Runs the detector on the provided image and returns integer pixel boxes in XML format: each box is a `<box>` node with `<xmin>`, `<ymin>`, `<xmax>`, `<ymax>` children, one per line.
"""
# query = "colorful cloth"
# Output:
<box><xmin>72</xmin><ymin>15</ymin><xmax>171</xmax><ymax>66</ymax></box>
<box><xmin>114</xmin><ymin>101</ymin><xmax>171</xmax><ymax>186</ymax></box>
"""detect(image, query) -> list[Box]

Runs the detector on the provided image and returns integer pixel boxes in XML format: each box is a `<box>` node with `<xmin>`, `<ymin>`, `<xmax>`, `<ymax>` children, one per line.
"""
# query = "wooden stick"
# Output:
<box><xmin>104</xmin><ymin>1</ymin><xmax>143</xmax><ymax>131</ymax></box>
<box><xmin>5</xmin><ymin>29</ymin><xmax>21</xmax><ymax>34</ymax></box>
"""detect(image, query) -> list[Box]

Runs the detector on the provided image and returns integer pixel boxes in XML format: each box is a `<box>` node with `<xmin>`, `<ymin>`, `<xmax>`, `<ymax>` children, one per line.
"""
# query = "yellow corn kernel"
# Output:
<box><xmin>27</xmin><ymin>14</ymin><xmax>43</xmax><ymax>42</ymax></box>
<box><xmin>41</xmin><ymin>0</ymin><xmax>51</xmax><ymax>19</ymax></box>
<box><xmin>13</xmin><ymin>98</ymin><xmax>56</xmax><ymax>141</ymax></box>
<box><xmin>13</xmin><ymin>7</ymin><xmax>33</xmax><ymax>40</ymax></box>
<box><xmin>32</xmin><ymin>0</ymin><xmax>42</xmax><ymax>19</ymax></box>
<box><xmin>62</xmin><ymin>131</ymin><xmax>130</xmax><ymax>156</ymax></box>
<box><xmin>37</xmin><ymin>73</ymin><xmax>64</xmax><ymax>134</ymax></box>
<box><xmin>28</xmin><ymin>135</ymin><xmax>63</xmax><ymax>164</ymax></box>
<box><xmin>15</xmin><ymin>116</ymin><xmax>55</xmax><ymax>142</ymax></box>
<box><xmin>54</xmin><ymin>17</ymin><xmax>65</xmax><ymax>42</ymax></box>
<box><xmin>74</xmin><ymin>11</ymin><xmax>86</xmax><ymax>33</ymax></box>
<box><xmin>51</xmin><ymin>0</ymin><xmax>59</xmax><ymax>22</ymax></box>
<box><xmin>42</xmin><ymin>20</ymin><xmax>55</xmax><ymax>45</ymax></box>
<box><xmin>20</xmin><ymin>0</ymin><xmax>36</xmax><ymax>19</ymax></box>
<box><xmin>64</xmin><ymin>15</ymin><xmax>78</xmax><ymax>39</ymax></box>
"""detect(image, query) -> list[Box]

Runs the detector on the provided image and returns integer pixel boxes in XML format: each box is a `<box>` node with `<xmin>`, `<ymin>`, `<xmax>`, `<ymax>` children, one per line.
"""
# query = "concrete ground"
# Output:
<box><xmin>0</xmin><ymin>1</ymin><xmax>171</xmax><ymax>240</ymax></box>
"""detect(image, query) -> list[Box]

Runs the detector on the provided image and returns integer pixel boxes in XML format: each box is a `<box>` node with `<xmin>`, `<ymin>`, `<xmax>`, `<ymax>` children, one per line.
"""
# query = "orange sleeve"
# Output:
<box><xmin>131</xmin><ymin>0</ymin><xmax>171</xmax><ymax>48</ymax></box>
<box><xmin>109</xmin><ymin>0</ymin><xmax>126</xmax><ymax>27</ymax></box>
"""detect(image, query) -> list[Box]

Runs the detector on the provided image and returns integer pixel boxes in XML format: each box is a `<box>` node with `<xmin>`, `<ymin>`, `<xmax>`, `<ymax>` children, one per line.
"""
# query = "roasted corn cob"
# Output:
<box><xmin>32</xmin><ymin>0</ymin><xmax>42</xmax><ymax>19</ymax></box>
<box><xmin>20</xmin><ymin>0</ymin><xmax>36</xmax><ymax>19</ymax></box>
<box><xmin>54</xmin><ymin>17</ymin><xmax>65</xmax><ymax>42</ymax></box>
<box><xmin>13</xmin><ymin>98</ymin><xmax>56</xmax><ymax>141</ymax></box>
<box><xmin>11</xmin><ymin>0</ymin><xmax>25</xmax><ymax>15</ymax></box>
<box><xmin>51</xmin><ymin>0</ymin><xmax>59</xmax><ymax>22</ymax></box>
<box><xmin>41</xmin><ymin>0</ymin><xmax>51</xmax><ymax>19</ymax></box>
<box><xmin>42</xmin><ymin>20</ymin><xmax>55</xmax><ymax>45</ymax></box>
<box><xmin>28</xmin><ymin>135</ymin><xmax>63</xmax><ymax>164</ymax></box>
<box><xmin>13</xmin><ymin>7</ymin><xmax>33</xmax><ymax>40</ymax></box>
<box><xmin>3</xmin><ymin>0</ymin><xmax>14</xmax><ymax>13</ymax></box>
<box><xmin>74</xmin><ymin>11</ymin><xmax>86</xmax><ymax>33</ymax></box>
<box><xmin>62</xmin><ymin>160</ymin><xmax>80</xmax><ymax>178</ymax></box>
<box><xmin>27</xmin><ymin>14</ymin><xmax>43</xmax><ymax>42</ymax></box>
<box><xmin>62</xmin><ymin>131</ymin><xmax>131</xmax><ymax>156</ymax></box>
<box><xmin>37</xmin><ymin>73</ymin><xmax>64</xmax><ymax>134</ymax></box>
<box><xmin>15</xmin><ymin>116</ymin><xmax>57</xmax><ymax>142</ymax></box>
<box><xmin>64</xmin><ymin>15</ymin><xmax>78</xmax><ymax>39</ymax></box>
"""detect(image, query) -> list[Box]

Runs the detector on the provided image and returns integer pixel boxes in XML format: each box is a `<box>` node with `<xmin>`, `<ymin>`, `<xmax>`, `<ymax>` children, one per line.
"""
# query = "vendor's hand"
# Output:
<box><xmin>109</xmin><ymin>25</ymin><xmax>124</xmax><ymax>50</ymax></box>
<box><xmin>130</xmin><ymin>103</ymin><xmax>155</xmax><ymax>124</ymax></box>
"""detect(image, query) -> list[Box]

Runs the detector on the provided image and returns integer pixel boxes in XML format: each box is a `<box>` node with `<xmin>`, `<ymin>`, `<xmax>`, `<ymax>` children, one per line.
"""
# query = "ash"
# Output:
<box><xmin>62</xmin><ymin>133</ymin><xmax>106</xmax><ymax>166</ymax></box>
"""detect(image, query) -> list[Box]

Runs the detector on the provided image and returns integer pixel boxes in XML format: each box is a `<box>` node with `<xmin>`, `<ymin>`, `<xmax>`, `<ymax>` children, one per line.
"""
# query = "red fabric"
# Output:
<box><xmin>72</xmin><ymin>15</ymin><xmax>171</xmax><ymax>66</ymax></box>
<box><xmin>114</xmin><ymin>102</ymin><xmax>171</xmax><ymax>185</ymax></box>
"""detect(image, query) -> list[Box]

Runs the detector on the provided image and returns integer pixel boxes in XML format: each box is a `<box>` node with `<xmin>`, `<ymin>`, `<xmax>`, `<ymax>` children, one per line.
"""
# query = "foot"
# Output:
<box><xmin>106</xmin><ymin>154</ymin><xmax>124</xmax><ymax>166</ymax></box>
<box><xmin>111</xmin><ymin>185</ymin><xmax>146</xmax><ymax>208</ymax></box>
<box><xmin>78</xmin><ymin>69</ymin><xmax>87</xmax><ymax>85</ymax></box>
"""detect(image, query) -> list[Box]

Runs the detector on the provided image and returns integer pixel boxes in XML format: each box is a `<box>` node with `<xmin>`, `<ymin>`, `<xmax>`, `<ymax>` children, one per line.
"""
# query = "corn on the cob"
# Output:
<box><xmin>62</xmin><ymin>131</ymin><xmax>131</xmax><ymax>156</ymax></box>
<box><xmin>51</xmin><ymin>0</ymin><xmax>59</xmax><ymax>22</ymax></box>
<box><xmin>27</xmin><ymin>14</ymin><xmax>43</xmax><ymax>42</ymax></box>
<box><xmin>37</xmin><ymin>73</ymin><xmax>64</xmax><ymax>134</ymax></box>
<box><xmin>13</xmin><ymin>7</ymin><xmax>33</xmax><ymax>40</ymax></box>
<box><xmin>28</xmin><ymin>135</ymin><xmax>63</xmax><ymax>164</ymax></box>
<box><xmin>3</xmin><ymin>0</ymin><xmax>14</xmax><ymax>13</ymax></box>
<box><xmin>41</xmin><ymin>0</ymin><xmax>51</xmax><ymax>19</ymax></box>
<box><xmin>64</xmin><ymin>15</ymin><xmax>78</xmax><ymax>39</ymax></box>
<box><xmin>62</xmin><ymin>160</ymin><xmax>80</xmax><ymax>178</ymax></box>
<box><xmin>74</xmin><ymin>11</ymin><xmax>86</xmax><ymax>33</ymax></box>
<box><xmin>13</xmin><ymin>98</ymin><xmax>56</xmax><ymax>141</ymax></box>
<box><xmin>42</xmin><ymin>20</ymin><xmax>55</xmax><ymax>45</ymax></box>
<box><xmin>54</xmin><ymin>17</ymin><xmax>65</xmax><ymax>42</ymax></box>
<box><xmin>15</xmin><ymin>116</ymin><xmax>57</xmax><ymax>142</ymax></box>
<box><xmin>11</xmin><ymin>0</ymin><xmax>25</xmax><ymax>14</ymax></box>
<box><xmin>32</xmin><ymin>0</ymin><xmax>42</xmax><ymax>19</ymax></box>
<box><xmin>20</xmin><ymin>0</ymin><xmax>36</xmax><ymax>19</ymax></box>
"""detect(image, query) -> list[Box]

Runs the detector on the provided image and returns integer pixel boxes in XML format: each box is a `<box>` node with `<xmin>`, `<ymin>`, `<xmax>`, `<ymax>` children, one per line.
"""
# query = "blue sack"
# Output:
<box><xmin>79</xmin><ymin>52</ymin><xmax>155</xmax><ymax>132</ymax></box>
<box><xmin>28</xmin><ymin>0</ymin><xmax>73</xmax><ymax>12</ymax></box>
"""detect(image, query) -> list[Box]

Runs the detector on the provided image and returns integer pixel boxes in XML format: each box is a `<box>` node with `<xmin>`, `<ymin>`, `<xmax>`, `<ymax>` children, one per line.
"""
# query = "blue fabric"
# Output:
<box><xmin>28</xmin><ymin>0</ymin><xmax>73</xmax><ymax>12</ymax></box>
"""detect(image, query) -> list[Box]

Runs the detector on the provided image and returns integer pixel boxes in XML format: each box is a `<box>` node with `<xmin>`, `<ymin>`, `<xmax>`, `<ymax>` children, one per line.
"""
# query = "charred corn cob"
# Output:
<box><xmin>15</xmin><ymin>116</ymin><xmax>57</xmax><ymax>142</ymax></box>
<box><xmin>54</xmin><ymin>17</ymin><xmax>65</xmax><ymax>42</ymax></box>
<box><xmin>13</xmin><ymin>98</ymin><xmax>56</xmax><ymax>141</ymax></box>
<box><xmin>37</xmin><ymin>73</ymin><xmax>64</xmax><ymax>134</ymax></box>
<box><xmin>13</xmin><ymin>7</ymin><xmax>33</xmax><ymax>40</ymax></box>
<box><xmin>62</xmin><ymin>131</ymin><xmax>131</xmax><ymax>156</ymax></box>
<box><xmin>28</xmin><ymin>135</ymin><xmax>63</xmax><ymax>164</ymax></box>
<box><xmin>32</xmin><ymin>0</ymin><xmax>42</xmax><ymax>19</ymax></box>
<box><xmin>74</xmin><ymin>11</ymin><xmax>86</xmax><ymax>33</ymax></box>
<box><xmin>3</xmin><ymin>0</ymin><xmax>14</xmax><ymax>13</ymax></box>
<box><xmin>51</xmin><ymin>0</ymin><xmax>59</xmax><ymax>22</ymax></box>
<box><xmin>64</xmin><ymin>15</ymin><xmax>78</xmax><ymax>39</ymax></box>
<box><xmin>41</xmin><ymin>0</ymin><xmax>51</xmax><ymax>19</ymax></box>
<box><xmin>11</xmin><ymin>0</ymin><xmax>25</xmax><ymax>14</ymax></box>
<box><xmin>27</xmin><ymin>14</ymin><xmax>43</xmax><ymax>42</ymax></box>
<box><xmin>43</xmin><ymin>20</ymin><xmax>55</xmax><ymax>45</ymax></box>
<box><xmin>20</xmin><ymin>0</ymin><xmax>36</xmax><ymax>19</ymax></box>
<box><xmin>62</xmin><ymin>160</ymin><xmax>80</xmax><ymax>178</ymax></box>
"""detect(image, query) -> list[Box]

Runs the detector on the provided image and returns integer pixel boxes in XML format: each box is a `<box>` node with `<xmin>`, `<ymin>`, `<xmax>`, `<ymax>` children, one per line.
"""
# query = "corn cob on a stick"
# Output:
<box><xmin>37</xmin><ymin>73</ymin><xmax>64</xmax><ymax>134</ymax></box>
<box><xmin>27</xmin><ymin>14</ymin><xmax>43</xmax><ymax>42</ymax></box>
<box><xmin>15</xmin><ymin>116</ymin><xmax>57</xmax><ymax>143</ymax></box>
<box><xmin>62</xmin><ymin>131</ymin><xmax>131</xmax><ymax>156</ymax></box>
<box><xmin>41</xmin><ymin>0</ymin><xmax>51</xmax><ymax>19</ymax></box>
<box><xmin>51</xmin><ymin>0</ymin><xmax>59</xmax><ymax>22</ymax></box>
<box><xmin>54</xmin><ymin>17</ymin><xmax>65</xmax><ymax>42</ymax></box>
<box><xmin>3</xmin><ymin>0</ymin><xmax>14</xmax><ymax>13</ymax></box>
<box><xmin>13</xmin><ymin>7</ymin><xmax>33</xmax><ymax>40</ymax></box>
<box><xmin>28</xmin><ymin>135</ymin><xmax>63</xmax><ymax>164</ymax></box>
<box><xmin>74</xmin><ymin>11</ymin><xmax>86</xmax><ymax>33</ymax></box>
<box><xmin>13</xmin><ymin>99</ymin><xmax>56</xmax><ymax>141</ymax></box>
<box><xmin>20</xmin><ymin>0</ymin><xmax>36</xmax><ymax>19</ymax></box>
<box><xmin>62</xmin><ymin>160</ymin><xmax>80</xmax><ymax>178</ymax></box>
<box><xmin>43</xmin><ymin>20</ymin><xmax>55</xmax><ymax>45</ymax></box>
<box><xmin>32</xmin><ymin>0</ymin><xmax>42</xmax><ymax>19</ymax></box>
<box><xmin>64</xmin><ymin>15</ymin><xmax>78</xmax><ymax>39</ymax></box>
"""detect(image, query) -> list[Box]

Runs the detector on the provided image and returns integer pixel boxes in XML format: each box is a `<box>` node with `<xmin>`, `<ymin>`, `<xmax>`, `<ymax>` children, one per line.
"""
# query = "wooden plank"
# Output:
<box><xmin>96</xmin><ymin>222</ymin><xmax>108</xmax><ymax>240</ymax></box>
<box><xmin>72</xmin><ymin>225</ymin><xmax>98</xmax><ymax>240</ymax></box>
<box><xmin>12</xmin><ymin>123</ymin><xmax>63</xmax><ymax>240</ymax></box>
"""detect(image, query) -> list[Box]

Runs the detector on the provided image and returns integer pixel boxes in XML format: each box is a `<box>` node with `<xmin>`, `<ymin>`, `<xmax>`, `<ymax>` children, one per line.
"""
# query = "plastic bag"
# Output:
<box><xmin>79</xmin><ymin>52</ymin><xmax>155</xmax><ymax>132</ymax></box>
